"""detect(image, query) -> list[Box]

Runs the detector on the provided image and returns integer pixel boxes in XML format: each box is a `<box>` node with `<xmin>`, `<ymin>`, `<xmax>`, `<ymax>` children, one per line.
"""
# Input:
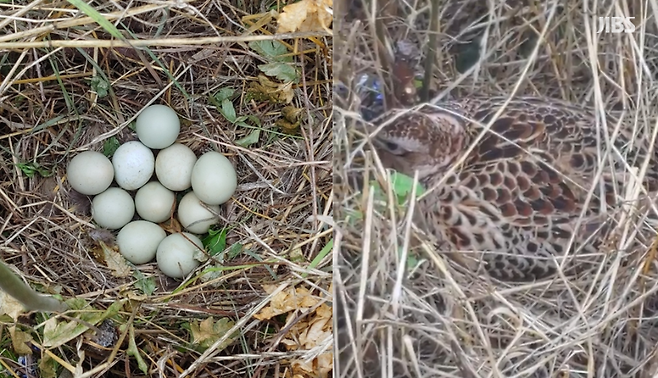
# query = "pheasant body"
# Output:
<box><xmin>374</xmin><ymin>96</ymin><xmax>658</xmax><ymax>281</ymax></box>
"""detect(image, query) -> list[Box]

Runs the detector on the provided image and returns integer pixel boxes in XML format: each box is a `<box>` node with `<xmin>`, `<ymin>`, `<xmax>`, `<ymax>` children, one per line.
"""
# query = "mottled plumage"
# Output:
<box><xmin>373</xmin><ymin>96</ymin><xmax>658</xmax><ymax>281</ymax></box>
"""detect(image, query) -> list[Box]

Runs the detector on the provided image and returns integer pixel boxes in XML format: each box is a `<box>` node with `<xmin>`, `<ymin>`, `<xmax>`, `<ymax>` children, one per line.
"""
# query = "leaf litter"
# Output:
<box><xmin>255</xmin><ymin>284</ymin><xmax>332</xmax><ymax>378</ymax></box>
<box><xmin>276</xmin><ymin>0</ymin><xmax>333</xmax><ymax>34</ymax></box>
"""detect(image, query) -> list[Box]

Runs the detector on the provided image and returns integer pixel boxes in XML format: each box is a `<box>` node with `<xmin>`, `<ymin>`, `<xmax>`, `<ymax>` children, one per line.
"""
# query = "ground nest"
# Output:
<box><xmin>336</xmin><ymin>0</ymin><xmax>658</xmax><ymax>377</ymax></box>
<box><xmin>0</xmin><ymin>1</ymin><xmax>333</xmax><ymax>377</ymax></box>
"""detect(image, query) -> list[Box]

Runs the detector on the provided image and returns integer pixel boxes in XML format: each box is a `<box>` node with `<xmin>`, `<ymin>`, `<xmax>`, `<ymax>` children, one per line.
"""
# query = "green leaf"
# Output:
<box><xmin>103</xmin><ymin>137</ymin><xmax>120</xmax><ymax>158</ymax></box>
<box><xmin>367</xmin><ymin>180</ymin><xmax>387</xmax><ymax>203</ymax></box>
<box><xmin>235</xmin><ymin>115</ymin><xmax>262</xmax><ymax>128</ymax></box>
<box><xmin>32</xmin><ymin>114</ymin><xmax>65</xmax><ymax>133</ymax></box>
<box><xmin>235</xmin><ymin>129</ymin><xmax>260</xmax><ymax>147</ymax></box>
<box><xmin>220</xmin><ymin>99</ymin><xmax>237</xmax><ymax>123</ymax></box>
<box><xmin>90</xmin><ymin>75</ymin><xmax>110</xmax><ymax>97</ymax></box>
<box><xmin>133</xmin><ymin>270</ymin><xmax>156</xmax><ymax>296</ymax></box>
<box><xmin>126</xmin><ymin>324</ymin><xmax>148</xmax><ymax>374</ymax></box>
<box><xmin>397</xmin><ymin>245</ymin><xmax>422</xmax><ymax>273</ymax></box>
<box><xmin>248</xmin><ymin>40</ymin><xmax>291</xmax><ymax>62</ymax></box>
<box><xmin>203</xmin><ymin>228</ymin><xmax>227</xmax><ymax>256</ymax></box>
<box><xmin>63</xmin><ymin>298</ymin><xmax>89</xmax><ymax>311</ymax></box>
<box><xmin>213</xmin><ymin>87</ymin><xmax>235</xmax><ymax>103</ymax></box>
<box><xmin>43</xmin><ymin>299</ymin><xmax>124</xmax><ymax>348</ymax></box>
<box><xmin>246</xmin><ymin>114</ymin><xmax>262</xmax><ymax>127</ymax></box>
<box><xmin>16</xmin><ymin>162</ymin><xmax>51</xmax><ymax>178</ymax></box>
<box><xmin>66</xmin><ymin>0</ymin><xmax>124</xmax><ymax>39</ymax></box>
<box><xmin>208</xmin><ymin>93</ymin><xmax>221</xmax><ymax>109</ymax></box>
<box><xmin>302</xmin><ymin>238</ymin><xmax>332</xmax><ymax>277</ymax></box>
<box><xmin>16</xmin><ymin>163</ymin><xmax>37</xmax><ymax>178</ymax></box>
<box><xmin>227</xmin><ymin>243</ymin><xmax>243</xmax><ymax>259</ymax></box>
<box><xmin>389</xmin><ymin>171</ymin><xmax>426</xmax><ymax>204</ymax></box>
<box><xmin>258</xmin><ymin>62</ymin><xmax>298</xmax><ymax>83</ymax></box>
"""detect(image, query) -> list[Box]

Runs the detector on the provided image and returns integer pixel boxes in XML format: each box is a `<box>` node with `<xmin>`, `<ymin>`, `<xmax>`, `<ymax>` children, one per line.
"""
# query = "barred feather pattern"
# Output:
<box><xmin>373</xmin><ymin>96</ymin><xmax>658</xmax><ymax>281</ymax></box>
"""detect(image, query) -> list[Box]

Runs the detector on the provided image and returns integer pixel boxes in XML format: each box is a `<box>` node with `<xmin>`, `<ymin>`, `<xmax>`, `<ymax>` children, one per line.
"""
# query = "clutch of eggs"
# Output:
<box><xmin>65</xmin><ymin>104</ymin><xmax>237</xmax><ymax>278</ymax></box>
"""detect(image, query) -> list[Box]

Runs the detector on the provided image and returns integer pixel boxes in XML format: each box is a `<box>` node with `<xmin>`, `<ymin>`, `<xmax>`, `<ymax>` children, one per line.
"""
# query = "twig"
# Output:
<box><xmin>0</xmin><ymin>260</ymin><xmax>67</xmax><ymax>312</ymax></box>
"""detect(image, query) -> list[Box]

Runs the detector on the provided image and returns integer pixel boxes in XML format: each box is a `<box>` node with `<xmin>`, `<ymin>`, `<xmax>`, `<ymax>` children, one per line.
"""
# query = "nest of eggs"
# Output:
<box><xmin>0</xmin><ymin>1</ymin><xmax>333</xmax><ymax>377</ymax></box>
<box><xmin>67</xmin><ymin>106</ymin><xmax>239</xmax><ymax>278</ymax></box>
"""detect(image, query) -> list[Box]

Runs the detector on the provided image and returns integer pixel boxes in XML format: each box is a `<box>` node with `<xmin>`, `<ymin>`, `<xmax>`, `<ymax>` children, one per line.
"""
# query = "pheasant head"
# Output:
<box><xmin>373</xmin><ymin>108</ymin><xmax>469</xmax><ymax>182</ymax></box>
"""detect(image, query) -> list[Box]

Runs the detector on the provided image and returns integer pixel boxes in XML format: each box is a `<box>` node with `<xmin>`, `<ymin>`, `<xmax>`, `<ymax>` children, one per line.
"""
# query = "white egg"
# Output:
<box><xmin>134</xmin><ymin>182</ymin><xmax>175</xmax><ymax>223</ymax></box>
<box><xmin>91</xmin><ymin>187</ymin><xmax>135</xmax><ymax>229</ymax></box>
<box><xmin>112</xmin><ymin>141</ymin><xmax>155</xmax><ymax>191</ymax></box>
<box><xmin>156</xmin><ymin>232</ymin><xmax>204</xmax><ymax>278</ymax></box>
<box><xmin>135</xmin><ymin>105</ymin><xmax>180</xmax><ymax>149</ymax></box>
<box><xmin>116</xmin><ymin>220</ymin><xmax>166</xmax><ymax>264</ymax></box>
<box><xmin>190</xmin><ymin>151</ymin><xmax>237</xmax><ymax>205</ymax></box>
<box><xmin>155</xmin><ymin>143</ymin><xmax>197</xmax><ymax>191</ymax></box>
<box><xmin>177</xmin><ymin>192</ymin><xmax>219</xmax><ymax>234</ymax></box>
<box><xmin>66</xmin><ymin>151</ymin><xmax>114</xmax><ymax>195</ymax></box>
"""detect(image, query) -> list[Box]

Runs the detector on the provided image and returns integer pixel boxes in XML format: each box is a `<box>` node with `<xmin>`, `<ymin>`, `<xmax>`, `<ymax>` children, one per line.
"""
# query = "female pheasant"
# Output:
<box><xmin>372</xmin><ymin>96</ymin><xmax>658</xmax><ymax>281</ymax></box>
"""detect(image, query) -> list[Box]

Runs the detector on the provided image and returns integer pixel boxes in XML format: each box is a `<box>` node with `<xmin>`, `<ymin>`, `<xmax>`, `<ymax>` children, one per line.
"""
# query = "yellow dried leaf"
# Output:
<box><xmin>0</xmin><ymin>290</ymin><xmax>26</xmax><ymax>321</ymax></box>
<box><xmin>315</xmin><ymin>302</ymin><xmax>332</xmax><ymax>319</ymax></box>
<box><xmin>276</xmin><ymin>106</ymin><xmax>303</xmax><ymax>134</ymax></box>
<box><xmin>248</xmin><ymin>75</ymin><xmax>295</xmax><ymax>104</ymax></box>
<box><xmin>299</xmin><ymin>291</ymin><xmax>319</xmax><ymax>308</ymax></box>
<box><xmin>100</xmin><ymin>241</ymin><xmax>131</xmax><ymax>278</ymax></box>
<box><xmin>281</xmin><ymin>304</ymin><xmax>332</xmax><ymax>350</ymax></box>
<box><xmin>39</xmin><ymin>353</ymin><xmax>58</xmax><ymax>378</ymax></box>
<box><xmin>267</xmin><ymin>284</ymin><xmax>333</xmax><ymax>378</ymax></box>
<box><xmin>10</xmin><ymin>326</ymin><xmax>33</xmax><ymax>355</ymax></box>
<box><xmin>159</xmin><ymin>217</ymin><xmax>181</xmax><ymax>234</ymax></box>
<box><xmin>262</xmin><ymin>284</ymin><xmax>279</xmax><ymax>294</ymax></box>
<box><xmin>123</xmin><ymin>291</ymin><xmax>148</xmax><ymax>301</ymax></box>
<box><xmin>290</xmin><ymin>351</ymin><xmax>333</xmax><ymax>378</ymax></box>
<box><xmin>276</xmin><ymin>118</ymin><xmax>301</xmax><ymax>135</ymax></box>
<box><xmin>255</xmin><ymin>286</ymin><xmax>321</xmax><ymax>320</ymax></box>
<box><xmin>299</xmin><ymin>317</ymin><xmax>331</xmax><ymax>348</ymax></box>
<box><xmin>270</xmin><ymin>289</ymin><xmax>296</xmax><ymax>309</ymax></box>
<box><xmin>277</xmin><ymin>0</ymin><xmax>333</xmax><ymax>34</ymax></box>
<box><xmin>282</xmin><ymin>106</ymin><xmax>303</xmax><ymax>123</ymax></box>
<box><xmin>189</xmin><ymin>317</ymin><xmax>235</xmax><ymax>352</ymax></box>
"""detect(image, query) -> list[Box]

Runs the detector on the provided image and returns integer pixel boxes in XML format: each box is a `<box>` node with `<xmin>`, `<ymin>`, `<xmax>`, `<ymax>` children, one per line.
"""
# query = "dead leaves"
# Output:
<box><xmin>248</xmin><ymin>74</ymin><xmax>295</xmax><ymax>104</ymax></box>
<box><xmin>43</xmin><ymin>298</ymin><xmax>124</xmax><ymax>348</ymax></box>
<box><xmin>277</xmin><ymin>0</ymin><xmax>333</xmax><ymax>34</ymax></box>
<box><xmin>256</xmin><ymin>284</ymin><xmax>333</xmax><ymax>378</ymax></box>
<box><xmin>0</xmin><ymin>290</ymin><xmax>26</xmax><ymax>321</ymax></box>
<box><xmin>96</xmin><ymin>241</ymin><xmax>131</xmax><ymax>278</ymax></box>
<box><xmin>159</xmin><ymin>216</ymin><xmax>182</xmax><ymax>234</ymax></box>
<box><xmin>255</xmin><ymin>285</ymin><xmax>320</xmax><ymax>320</ymax></box>
<box><xmin>10</xmin><ymin>326</ymin><xmax>34</xmax><ymax>355</ymax></box>
<box><xmin>283</xmin><ymin>303</ymin><xmax>332</xmax><ymax>378</ymax></box>
<box><xmin>276</xmin><ymin>106</ymin><xmax>304</xmax><ymax>134</ymax></box>
<box><xmin>188</xmin><ymin>317</ymin><xmax>236</xmax><ymax>352</ymax></box>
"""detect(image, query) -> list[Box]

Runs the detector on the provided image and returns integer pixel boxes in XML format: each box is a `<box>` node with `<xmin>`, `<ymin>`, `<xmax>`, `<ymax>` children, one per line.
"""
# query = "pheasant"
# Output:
<box><xmin>370</xmin><ymin>96</ymin><xmax>658</xmax><ymax>281</ymax></box>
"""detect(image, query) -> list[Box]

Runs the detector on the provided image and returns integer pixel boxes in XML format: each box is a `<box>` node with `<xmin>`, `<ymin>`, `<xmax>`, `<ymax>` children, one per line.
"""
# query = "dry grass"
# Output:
<box><xmin>0</xmin><ymin>1</ymin><xmax>332</xmax><ymax>377</ymax></box>
<box><xmin>335</xmin><ymin>0</ymin><xmax>658</xmax><ymax>377</ymax></box>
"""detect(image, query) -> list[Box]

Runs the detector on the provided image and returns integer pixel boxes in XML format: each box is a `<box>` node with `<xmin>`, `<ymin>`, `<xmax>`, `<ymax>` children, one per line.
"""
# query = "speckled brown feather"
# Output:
<box><xmin>374</xmin><ymin>96</ymin><xmax>658</xmax><ymax>281</ymax></box>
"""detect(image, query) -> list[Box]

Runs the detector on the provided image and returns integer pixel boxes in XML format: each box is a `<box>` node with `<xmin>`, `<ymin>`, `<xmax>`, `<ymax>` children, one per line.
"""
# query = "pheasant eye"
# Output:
<box><xmin>385</xmin><ymin>141</ymin><xmax>401</xmax><ymax>153</ymax></box>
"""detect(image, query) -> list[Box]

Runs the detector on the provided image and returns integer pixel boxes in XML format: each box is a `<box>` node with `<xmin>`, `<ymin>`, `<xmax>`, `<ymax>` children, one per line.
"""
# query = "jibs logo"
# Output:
<box><xmin>596</xmin><ymin>17</ymin><xmax>635</xmax><ymax>34</ymax></box>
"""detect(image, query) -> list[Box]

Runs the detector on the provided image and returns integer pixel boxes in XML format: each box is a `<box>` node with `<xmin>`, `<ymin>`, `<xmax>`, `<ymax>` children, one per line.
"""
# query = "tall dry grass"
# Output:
<box><xmin>335</xmin><ymin>0</ymin><xmax>658</xmax><ymax>377</ymax></box>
